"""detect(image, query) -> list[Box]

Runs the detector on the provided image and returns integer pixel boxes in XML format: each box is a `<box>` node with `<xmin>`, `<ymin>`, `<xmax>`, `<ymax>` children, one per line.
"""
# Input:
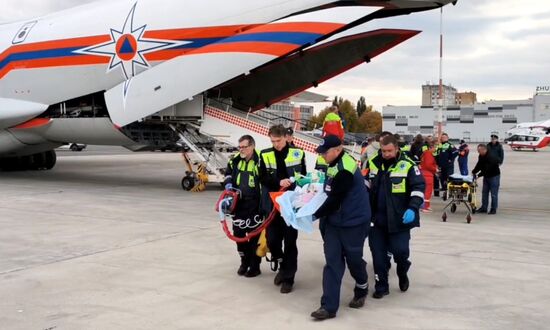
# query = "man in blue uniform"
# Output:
<box><xmin>259</xmin><ymin>124</ymin><xmax>306</xmax><ymax>294</ymax></box>
<box><xmin>436</xmin><ymin>133</ymin><xmax>457</xmax><ymax>199</ymax></box>
<box><xmin>310</xmin><ymin>135</ymin><xmax>371</xmax><ymax>320</ymax></box>
<box><xmin>223</xmin><ymin>135</ymin><xmax>262</xmax><ymax>277</ymax></box>
<box><xmin>368</xmin><ymin>135</ymin><xmax>425</xmax><ymax>299</ymax></box>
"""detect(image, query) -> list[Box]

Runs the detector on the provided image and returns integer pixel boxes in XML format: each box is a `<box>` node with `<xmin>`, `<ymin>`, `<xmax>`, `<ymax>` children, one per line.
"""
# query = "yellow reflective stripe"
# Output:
<box><xmin>342</xmin><ymin>153</ymin><xmax>358</xmax><ymax>173</ymax></box>
<box><xmin>392</xmin><ymin>178</ymin><xmax>406</xmax><ymax>193</ymax></box>
<box><xmin>262</xmin><ymin>151</ymin><xmax>276</xmax><ymax>169</ymax></box>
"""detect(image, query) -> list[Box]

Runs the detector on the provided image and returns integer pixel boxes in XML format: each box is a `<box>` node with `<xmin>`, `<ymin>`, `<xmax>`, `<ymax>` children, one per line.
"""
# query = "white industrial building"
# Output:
<box><xmin>383</xmin><ymin>90</ymin><xmax>550</xmax><ymax>142</ymax></box>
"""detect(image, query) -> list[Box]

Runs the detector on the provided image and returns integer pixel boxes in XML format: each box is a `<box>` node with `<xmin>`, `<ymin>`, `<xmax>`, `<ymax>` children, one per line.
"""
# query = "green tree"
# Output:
<box><xmin>357</xmin><ymin>110</ymin><xmax>383</xmax><ymax>134</ymax></box>
<box><xmin>356</xmin><ymin>96</ymin><xmax>368</xmax><ymax>117</ymax></box>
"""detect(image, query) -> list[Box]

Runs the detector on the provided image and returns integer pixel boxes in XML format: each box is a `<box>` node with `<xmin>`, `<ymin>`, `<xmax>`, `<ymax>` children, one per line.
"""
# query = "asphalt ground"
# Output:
<box><xmin>0</xmin><ymin>146</ymin><xmax>549</xmax><ymax>329</ymax></box>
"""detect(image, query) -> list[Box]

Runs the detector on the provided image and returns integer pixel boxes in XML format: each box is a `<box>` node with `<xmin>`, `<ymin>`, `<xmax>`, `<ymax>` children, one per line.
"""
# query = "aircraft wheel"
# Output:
<box><xmin>44</xmin><ymin>150</ymin><xmax>57</xmax><ymax>170</ymax></box>
<box><xmin>181</xmin><ymin>176</ymin><xmax>195</xmax><ymax>191</ymax></box>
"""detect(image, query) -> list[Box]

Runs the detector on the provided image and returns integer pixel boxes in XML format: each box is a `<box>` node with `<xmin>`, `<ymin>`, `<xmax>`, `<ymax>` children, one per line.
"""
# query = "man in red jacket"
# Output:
<box><xmin>420</xmin><ymin>142</ymin><xmax>437</xmax><ymax>212</ymax></box>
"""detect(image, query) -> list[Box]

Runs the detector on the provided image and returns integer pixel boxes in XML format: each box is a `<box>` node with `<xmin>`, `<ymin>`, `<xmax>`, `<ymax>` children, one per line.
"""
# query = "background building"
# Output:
<box><xmin>422</xmin><ymin>83</ymin><xmax>457</xmax><ymax>106</ymax></box>
<box><xmin>383</xmin><ymin>89</ymin><xmax>550</xmax><ymax>142</ymax></box>
<box><xmin>456</xmin><ymin>91</ymin><xmax>477</xmax><ymax>105</ymax></box>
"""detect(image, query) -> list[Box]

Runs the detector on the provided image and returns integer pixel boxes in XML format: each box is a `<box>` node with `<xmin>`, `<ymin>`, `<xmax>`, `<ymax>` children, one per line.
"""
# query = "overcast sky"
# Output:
<box><xmin>2</xmin><ymin>0</ymin><xmax>549</xmax><ymax>111</ymax></box>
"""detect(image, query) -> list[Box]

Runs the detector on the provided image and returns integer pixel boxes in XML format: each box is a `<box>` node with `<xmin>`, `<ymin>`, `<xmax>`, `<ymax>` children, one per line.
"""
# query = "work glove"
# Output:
<box><xmin>225</xmin><ymin>183</ymin><xmax>233</xmax><ymax>191</ymax></box>
<box><xmin>402</xmin><ymin>209</ymin><xmax>415</xmax><ymax>224</ymax></box>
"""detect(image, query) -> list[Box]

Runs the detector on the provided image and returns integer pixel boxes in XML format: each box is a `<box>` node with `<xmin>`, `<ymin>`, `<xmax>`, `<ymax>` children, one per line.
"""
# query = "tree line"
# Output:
<box><xmin>306</xmin><ymin>96</ymin><xmax>382</xmax><ymax>134</ymax></box>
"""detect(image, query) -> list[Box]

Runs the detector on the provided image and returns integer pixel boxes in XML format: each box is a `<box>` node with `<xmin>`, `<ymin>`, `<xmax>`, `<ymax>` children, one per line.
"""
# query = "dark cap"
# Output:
<box><xmin>491</xmin><ymin>134</ymin><xmax>498</xmax><ymax>139</ymax></box>
<box><xmin>316</xmin><ymin>135</ymin><xmax>342</xmax><ymax>154</ymax></box>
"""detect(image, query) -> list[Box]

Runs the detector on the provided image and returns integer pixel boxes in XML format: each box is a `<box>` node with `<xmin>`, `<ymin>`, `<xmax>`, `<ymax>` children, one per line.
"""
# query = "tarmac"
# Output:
<box><xmin>0</xmin><ymin>146</ymin><xmax>549</xmax><ymax>330</ymax></box>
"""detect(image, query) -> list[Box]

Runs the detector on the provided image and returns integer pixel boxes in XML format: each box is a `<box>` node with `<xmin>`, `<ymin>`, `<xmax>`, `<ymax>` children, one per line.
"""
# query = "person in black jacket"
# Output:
<box><xmin>223</xmin><ymin>135</ymin><xmax>262</xmax><ymax>277</ymax></box>
<box><xmin>487</xmin><ymin>134</ymin><xmax>504</xmax><ymax>165</ymax></box>
<box><xmin>310</xmin><ymin>135</ymin><xmax>371</xmax><ymax>320</ymax></box>
<box><xmin>472</xmin><ymin>144</ymin><xmax>501</xmax><ymax>214</ymax></box>
<box><xmin>259</xmin><ymin>125</ymin><xmax>307</xmax><ymax>294</ymax></box>
<box><xmin>367</xmin><ymin>135</ymin><xmax>425</xmax><ymax>299</ymax></box>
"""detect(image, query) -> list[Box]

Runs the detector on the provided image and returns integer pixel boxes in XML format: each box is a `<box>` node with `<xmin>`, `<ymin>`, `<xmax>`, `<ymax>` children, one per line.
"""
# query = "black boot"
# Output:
<box><xmin>488</xmin><ymin>209</ymin><xmax>496</xmax><ymax>215</ymax></box>
<box><xmin>237</xmin><ymin>257</ymin><xmax>248</xmax><ymax>276</ymax></box>
<box><xmin>398</xmin><ymin>273</ymin><xmax>409</xmax><ymax>292</ymax></box>
<box><xmin>280</xmin><ymin>281</ymin><xmax>293</xmax><ymax>294</ymax></box>
<box><xmin>349</xmin><ymin>287</ymin><xmax>368</xmax><ymax>308</ymax></box>
<box><xmin>245</xmin><ymin>256</ymin><xmax>261</xmax><ymax>278</ymax></box>
<box><xmin>311</xmin><ymin>307</ymin><xmax>336</xmax><ymax>320</ymax></box>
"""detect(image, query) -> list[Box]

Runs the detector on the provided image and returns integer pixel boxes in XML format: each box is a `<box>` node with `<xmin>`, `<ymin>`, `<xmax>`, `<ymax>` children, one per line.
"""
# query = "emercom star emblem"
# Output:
<box><xmin>75</xmin><ymin>2</ymin><xmax>189</xmax><ymax>97</ymax></box>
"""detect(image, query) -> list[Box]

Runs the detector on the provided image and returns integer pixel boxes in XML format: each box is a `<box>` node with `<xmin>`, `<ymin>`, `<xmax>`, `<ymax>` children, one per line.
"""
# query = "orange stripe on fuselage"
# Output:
<box><xmin>0</xmin><ymin>55</ymin><xmax>110</xmax><ymax>79</ymax></box>
<box><xmin>13</xmin><ymin>118</ymin><xmax>52</xmax><ymax>129</ymax></box>
<box><xmin>143</xmin><ymin>24</ymin><xmax>258</xmax><ymax>40</ymax></box>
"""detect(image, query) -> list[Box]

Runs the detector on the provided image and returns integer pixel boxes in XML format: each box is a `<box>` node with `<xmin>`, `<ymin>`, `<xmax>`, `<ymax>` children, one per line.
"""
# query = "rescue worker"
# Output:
<box><xmin>322</xmin><ymin>106</ymin><xmax>345</xmax><ymax>141</ymax></box>
<box><xmin>368</xmin><ymin>135</ymin><xmax>425</xmax><ymax>299</ymax></box>
<box><xmin>409</xmin><ymin>134</ymin><xmax>425</xmax><ymax>164</ymax></box>
<box><xmin>422</xmin><ymin>135</ymin><xmax>438</xmax><ymax>196</ymax></box>
<box><xmin>259</xmin><ymin>124</ymin><xmax>307</xmax><ymax>294</ymax></box>
<box><xmin>365</xmin><ymin>131</ymin><xmax>395</xmax><ymax>271</ymax></box>
<box><xmin>436</xmin><ymin>133</ymin><xmax>457</xmax><ymax>200</ymax></box>
<box><xmin>420</xmin><ymin>142</ymin><xmax>437</xmax><ymax>213</ymax></box>
<box><xmin>310</xmin><ymin>135</ymin><xmax>371</xmax><ymax>320</ymax></box>
<box><xmin>487</xmin><ymin>134</ymin><xmax>504</xmax><ymax>165</ymax></box>
<box><xmin>458</xmin><ymin>140</ymin><xmax>470</xmax><ymax>176</ymax></box>
<box><xmin>223</xmin><ymin>135</ymin><xmax>262</xmax><ymax>277</ymax></box>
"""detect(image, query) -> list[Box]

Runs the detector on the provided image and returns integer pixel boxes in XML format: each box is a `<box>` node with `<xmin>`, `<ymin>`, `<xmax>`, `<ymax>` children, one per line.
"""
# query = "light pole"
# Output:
<box><xmin>437</xmin><ymin>7</ymin><xmax>444</xmax><ymax>142</ymax></box>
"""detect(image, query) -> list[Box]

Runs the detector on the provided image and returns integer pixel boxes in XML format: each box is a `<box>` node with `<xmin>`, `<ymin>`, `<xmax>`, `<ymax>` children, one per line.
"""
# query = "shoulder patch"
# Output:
<box><xmin>414</xmin><ymin>166</ymin><xmax>421</xmax><ymax>176</ymax></box>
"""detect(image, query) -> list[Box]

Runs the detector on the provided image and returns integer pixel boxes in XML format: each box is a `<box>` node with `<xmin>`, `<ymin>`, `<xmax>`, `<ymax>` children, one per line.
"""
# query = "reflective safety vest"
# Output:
<box><xmin>324</xmin><ymin>112</ymin><xmax>343</xmax><ymax>126</ymax></box>
<box><xmin>259</xmin><ymin>147</ymin><xmax>305</xmax><ymax>213</ymax></box>
<box><xmin>315</xmin><ymin>155</ymin><xmax>328</xmax><ymax>172</ymax></box>
<box><xmin>260</xmin><ymin>147</ymin><xmax>305</xmax><ymax>180</ymax></box>
<box><xmin>324</xmin><ymin>152</ymin><xmax>371</xmax><ymax>227</ymax></box>
<box><xmin>401</xmin><ymin>145</ymin><xmax>411</xmax><ymax>153</ymax></box>
<box><xmin>367</xmin><ymin>152</ymin><xmax>425</xmax><ymax>232</ymax></box>
<box><xmin>369</xmin><ymin>156</ymin><xmax>412</xmax><ymax>194</ymax></box>
<box><xmin>227</xmin><ymin>152</ymin><xmax>260</xmax><ymax>198</ymax></box>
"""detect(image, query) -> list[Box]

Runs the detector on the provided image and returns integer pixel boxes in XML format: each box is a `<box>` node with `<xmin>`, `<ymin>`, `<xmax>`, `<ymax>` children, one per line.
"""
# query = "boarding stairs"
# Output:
<box><xmin>200</xmin><ymin>98</ymin><xmax>361</xmax><ymax>170</ymax></box>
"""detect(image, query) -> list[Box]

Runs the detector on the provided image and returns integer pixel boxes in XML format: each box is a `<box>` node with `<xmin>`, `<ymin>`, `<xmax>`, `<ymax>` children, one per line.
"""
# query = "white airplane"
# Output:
<box><xmin>0</xmin><ymin>0</ymin><xmax>456</xmax><ymax>172</ymax></box>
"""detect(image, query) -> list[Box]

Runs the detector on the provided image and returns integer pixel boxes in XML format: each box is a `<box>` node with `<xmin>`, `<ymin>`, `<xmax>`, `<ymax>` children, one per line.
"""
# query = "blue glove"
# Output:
<box><xmin>403</xmin><ymin>209</ymin><xmax>415</xmax><ymax>224</ymax></box>
<box><xmin>225</xmin><ymin>183</ymin><xmax>233</xmax><ymax>191</ymax></box>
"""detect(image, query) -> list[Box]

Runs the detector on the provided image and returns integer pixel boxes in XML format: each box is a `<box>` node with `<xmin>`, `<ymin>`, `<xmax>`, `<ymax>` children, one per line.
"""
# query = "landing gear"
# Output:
<box><xmin>0</xmin><ymin>150</ymin><xmax>56</xmax><ymax>172</ymax></box>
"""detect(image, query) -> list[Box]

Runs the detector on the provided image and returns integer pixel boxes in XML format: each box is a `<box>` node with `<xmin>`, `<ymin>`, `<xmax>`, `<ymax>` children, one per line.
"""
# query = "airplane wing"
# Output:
<box><xmin>210</xmin><ymin>29</ymin><xmax>419</xmax><ymax>111</ymax></box>
<box><xmin>105</xmin><ymin>7</ymin><xmax>382</xmax><ymax>127</ymax></box>
<box><xmin>0</xmin><ymin>98</ymin><xmax>48</xmax><ymax>130</ymax></box>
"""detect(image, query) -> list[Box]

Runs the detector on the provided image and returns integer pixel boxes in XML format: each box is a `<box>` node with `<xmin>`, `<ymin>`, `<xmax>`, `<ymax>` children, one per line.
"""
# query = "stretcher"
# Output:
<box><xmin>441</xmin><ymin>174</ymin><xmax>478</xmax><ymax>224</ymax></box>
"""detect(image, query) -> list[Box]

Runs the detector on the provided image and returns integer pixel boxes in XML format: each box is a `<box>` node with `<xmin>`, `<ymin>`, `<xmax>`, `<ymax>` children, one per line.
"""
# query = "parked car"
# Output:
<box><xmin>58</xmin><ymin>143</ymin><xmax>87</xmax><ymax>152</ymax></box>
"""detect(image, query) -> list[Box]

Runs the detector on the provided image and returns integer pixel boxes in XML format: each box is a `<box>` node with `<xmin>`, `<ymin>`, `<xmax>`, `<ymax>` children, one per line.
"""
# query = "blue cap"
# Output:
<box><xmin>316</xmin><ymin>135</ymin><xmax>342</xmax><ymax>153</ymax></box>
